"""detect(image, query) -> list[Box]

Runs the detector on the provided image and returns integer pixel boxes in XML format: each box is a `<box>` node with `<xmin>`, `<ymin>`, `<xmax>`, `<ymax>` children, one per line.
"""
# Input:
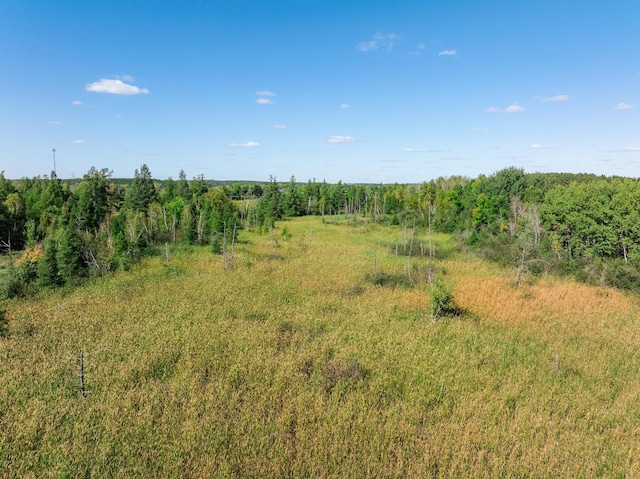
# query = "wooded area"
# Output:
<box><xmin>2</xmin><ymin>164</ymin><xmax>640</xmax><ymax>297</ymax></box>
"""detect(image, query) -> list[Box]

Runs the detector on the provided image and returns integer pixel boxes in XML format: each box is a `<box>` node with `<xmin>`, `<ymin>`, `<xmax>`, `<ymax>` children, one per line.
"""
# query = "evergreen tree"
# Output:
<box><xmin>190</xmin><ymin>174</ymin><xmax>208</xmax><ymax>197</ymax></box>
<box><xmin>124</xmin><ymin>164</ymin><xmax>157</xmax><ymax>213</ymax></box>
<box><xmin>110</xmin><ymin>212</ymin><xmax>130</xmax><ymax>269</ymax></box>
<box><xmin>282</xmin><ymin>176</ymin><xmax>303</xmax><ymax>216</ymax></box>
<box><xmin>160</xmin><ymin>177</ymin><xmax>177</xmax><ymax>204</ymax></box>
<box><xmin>177</xmin><ymin>169</ymin><xmax>191</xmax><ymax>200</ymax></box>
<box><xmin>37</xmin><ymin>236</ymin><xmax>59</xmax><ymax>287</ymax></box>
<box><xmin>256</xmin><ymin>176</ymin><xmax>283</xmax><ymax>228</ymax></box>
<box><xmin>73</xmin><ymin>167</ymin><xmax>112</xmax><ymax>232</ymax></box>
<box><xmin>56</xmin><ymin>223</ymin><xmax>85</xmax><ymax>283</ymax></box>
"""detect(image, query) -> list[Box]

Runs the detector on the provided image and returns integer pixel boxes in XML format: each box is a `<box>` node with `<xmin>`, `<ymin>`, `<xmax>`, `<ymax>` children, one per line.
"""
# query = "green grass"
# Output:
<box><xmin>1</xmin><ymin>216</ymin><xmax>639</xmax><ymax>477</ymax></box>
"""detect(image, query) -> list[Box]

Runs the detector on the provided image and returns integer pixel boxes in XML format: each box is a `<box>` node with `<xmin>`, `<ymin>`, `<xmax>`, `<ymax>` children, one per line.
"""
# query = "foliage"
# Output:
<box><xmin>72</xmin><ymin>167</ymin><xmax>112</xmax><ymax>232</ymax></box>
<box><xmin>56</xmin><ymin>221</ymin><xmax>86</xmax><ymax>283</ymax></box>
<box><xmin>0</xmin><ymin>265</ymin><xmax>26</xmax><ymax>299</ymax></box>
<box><xmin>124</xmin><ymin>164</ymin><xmax>157</xmax><ymax>213</ymax></box>
<box><xmin>428</xmin><ymin>278</ymin><xmax>461</xmax><ymax>320</ymax></box>
<box><xmin>36</xmin><ymin>235</ymin><xmax>59</xmax><ymax>287</ymax></box>
<box><xmin>603</xmin><ymin>259</ymin><xmax>640</xmax><ymax>292</ymax></box>
<box><xmin>255</xmin><ymin>176</ymin><xmax>283</xmax><ymax>229</ymax></box>
<box><xmin>5</xmin><ymin>165</ymin><xmax>640</xmax><ymax>296</ymax></box>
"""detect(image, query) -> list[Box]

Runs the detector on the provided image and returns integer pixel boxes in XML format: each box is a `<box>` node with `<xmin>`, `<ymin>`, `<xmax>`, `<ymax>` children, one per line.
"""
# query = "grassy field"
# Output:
<box><xmin>1</xmin><ymin>216</ymin><xmax>640</xmax><ymax>477</ymax></box>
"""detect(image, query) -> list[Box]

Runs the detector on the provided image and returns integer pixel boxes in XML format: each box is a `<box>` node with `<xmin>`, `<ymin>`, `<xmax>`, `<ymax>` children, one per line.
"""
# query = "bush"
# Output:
<box><xmin>604</xmin><ymin>259</ymin><xmax>640</xmax><ymax>292</ymax></box>
<box><xmin>211</xmin><ymin>234</ymin><xmax>223</xmax><ymax>254</ymax></box>
<box><xmin>428</xmin><ymin>279</ymin><xmax>461</xmax><ymax>321</ymax></box>
<box><xmin>0</xmin><ymin>270</ymin><xmax>24</xmax><ymax>299</ymax></box>
<box><xmin>1</xmin><ymin>257</ymin><xmax>38</xmax><ymax>299</ymax></box>
<box><xmin>368</xmin><ymin>271</ymin><xmax>411</xmax><ymax>288</ymax></box>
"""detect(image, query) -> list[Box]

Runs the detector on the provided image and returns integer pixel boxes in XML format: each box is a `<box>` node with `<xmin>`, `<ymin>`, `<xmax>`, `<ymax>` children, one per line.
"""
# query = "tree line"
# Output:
<box><xmin>0</xmin><ymin>165</ymin><xmax>239</xmax><ymax>296</ymax></box>
<box><xmin>2</xmin><ymin>165</ymin><xmax>640</xmax><ymax>296</ymax></box>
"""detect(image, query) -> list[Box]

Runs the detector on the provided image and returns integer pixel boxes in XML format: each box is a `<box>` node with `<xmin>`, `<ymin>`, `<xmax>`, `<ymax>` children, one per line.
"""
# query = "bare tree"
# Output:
<box><xmin>525</xmin><ymin>203</ymin><xmax>543</xmax><ymax>245</ymax></box>
<box><xmin>508</xmin><ymin>196</ymin><xmax>526</xmax><ymax>236</ymax></box>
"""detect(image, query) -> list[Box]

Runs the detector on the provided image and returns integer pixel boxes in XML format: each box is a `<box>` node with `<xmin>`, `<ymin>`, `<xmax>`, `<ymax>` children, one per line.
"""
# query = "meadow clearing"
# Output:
<box><xmin>1</xmin><ymin>215</ymin><xmax>639</xmax><ymax>477</ymax></box>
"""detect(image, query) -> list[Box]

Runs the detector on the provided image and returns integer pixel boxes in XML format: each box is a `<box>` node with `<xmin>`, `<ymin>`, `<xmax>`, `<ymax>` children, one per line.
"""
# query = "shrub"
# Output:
<box><xmin>369</xmin><ymin>271</ymin><xmax>411</xmax><ymax>288</ymax></box>
<box><xmin>210</xmin><ymin>234</ymin><xmax>223</xmax><ymax>254</ymax></box>
<box><xmin>0</xmin><ymin>267</ymin><xmax>24</xmax><ymax>299</ymax></box>
<box><xmin>1</xmin><ymin>249</ymin><xmax>42</xmax><ymax>299</ymax></box>
<box><xmin>15</xmin><ymin>245</ymin><xmax>42</xmax><ymax>282</ymax></box>
<box><xmin>428</xmin><ymin>279</ymin><xmax>461</xmax><ymax>321</ymax></box>
<box><xmin>604</xmin><ymin>259</ymin><xmax>640</xmax><ymax>292</ymax></box>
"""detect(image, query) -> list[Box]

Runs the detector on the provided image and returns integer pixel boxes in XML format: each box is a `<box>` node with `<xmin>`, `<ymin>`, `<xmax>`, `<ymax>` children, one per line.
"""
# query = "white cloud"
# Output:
<box><xmin>615</xmin><ymin>102</ymin><xmax>634</xmax><ymax>110</ymax></box>
<box><xmin>48</xmin><ymin>120</ymin><xmax>62</xmax><ymax>125</ymax></box>
<box><xmin>438</xmin><ymin>49</ymin><xmax>456</xmax><ymax>56</ymax></box>
<box><xmin>417</xmin><ymin>43</ymin><xmax>426</xmax><ymax>50</ymax></box>
<box><xmin>358</xmin><ymin>40</ymin><xmax>378</xmax><ymax>52</ymax></box>
<box><xmin>257</xmin><ymin>90</ymin><xmax>276</xmax><ymax>97</ymax></box>
<box><xmin>120</xmin><ymin>75</ymin><xmax>135</xmax><ymax>82</ymax></box>
<box><xmin>86</xmin><ymin>78</ymin><xmax>149</xmax><ymax>95</ymax></box>
<box><xmin>437</xmin><ymin>156</ymin><xmax>469</xmax><ymax>161</ymax></box>
<box><xmin>71</xmin><ymin>139</ymin><xmax>86</xmax><ymax>144</ymax></box>
<box><xmin>226</xmin><ymin>141</ymin><xmax>260</xmax><ymax>148</ymax></box>
<box><xmin>340</xmin><ymin>103</ymin><xmax>350</xmax><ymax>109</ymax></box>
<box><xmin>322</xmin><ymin>136</ymin><xmax>357</xmax><ymax>143</ymax></box>
<box><xmin>72</xmin><ymin>100</ymin><xmax>83</xmax><ymax>106</ymax></box>
<box><xmin>486</xmin><ymin>105</ymin><xmax>525</xmax><ymax>113</ymax></box>
<box><xmin>528</xmin><ymin>144</ymin><xmax>544</xmax><ymax>149</ymax></box>
<box><xmin>273</xmin><ymin>124</ymin><xmax>288</xmax><ymax>129</ymax></box>
<box><xmin>539</xmin><ymin>94</ymin><xmax>569</xmax><ymax>102</ymax></box>
<box><xmin>610</xmin><ymin>146</ymin><xmax>640</xmax><ymax>152</ymax></box>
<box><xmin>505</xmin><ymin>104</ymin><xmax>525</xmax><ymax>113</ymax></box>
<box><xmin>256</xmin><ymin>98</ymin><xmax>274</xmax><ymax>105</ymax></box>
<box><xmin>404</xmin><ymin>148</ymin><xmax>439</xmax><ymax>153</ymax></box>
<box><xmin>356</xmin><ymin>33</ymin><xmax>399</xmax><ymax>52</ymax></box>
<box><xmin>471</xmin><ymin>127</ymin><xmax>489</xmax><ymax>133</ymax></box>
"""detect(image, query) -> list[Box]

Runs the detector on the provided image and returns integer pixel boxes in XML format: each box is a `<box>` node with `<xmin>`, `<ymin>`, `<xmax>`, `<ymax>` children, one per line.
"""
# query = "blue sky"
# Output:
<box><xmin>1</xmin><ymin>1</ymin><xmax>639</xmax><ymax>183</ymax></box>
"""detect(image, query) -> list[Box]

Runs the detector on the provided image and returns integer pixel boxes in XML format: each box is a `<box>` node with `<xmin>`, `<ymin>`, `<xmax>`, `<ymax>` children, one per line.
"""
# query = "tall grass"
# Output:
<box><xmin>1</xmin><ymin>216</ymin><xmax>639</xmax><ymax>477</ymax></box>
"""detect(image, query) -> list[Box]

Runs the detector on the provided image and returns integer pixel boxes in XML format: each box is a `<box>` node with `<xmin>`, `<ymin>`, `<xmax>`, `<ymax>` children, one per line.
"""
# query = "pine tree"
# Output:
<box><xmin>256</xmin><ymin>176</ymin><xmax>282</xmax><ymax>228</ymax></box>
<box><xmin>73</xmin><ymin>167</ymin><xmax>112</xmax><ymax>232</ymax></box>
<box><xmin>124</xmin><ymin>164</ymin><xmax>157</xmax><ymax>213</ymax></box>
<box><xmin>56</xmin><ymin>224</ymin><xmax>84</xmax><ymax>283</ymax></box>
<box><xmin>37</xmin><ymin>236</ymin><xmax>59</xmax><ymax>287</ymax></box>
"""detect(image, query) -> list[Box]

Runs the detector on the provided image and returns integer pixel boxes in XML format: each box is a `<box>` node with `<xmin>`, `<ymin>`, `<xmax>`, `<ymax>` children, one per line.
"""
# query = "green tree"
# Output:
<box><xmin>256</xmin><ymin>176</ymin><xmax>283</xmax><ymax>228</ymax></box>
<box><xmin>73</xmin><ymin>167</ymin><xmax>112</xmax><ymax>232</ymax></box>
<box><xmin>177</xmin><ymin>169</ymin><xmax>191</xmax><ymax>200</ymax></box>
<box><xmin>282</xmin><ymin>176</ymin><xmax>304</xmax><ymax>216</ymax></box>
<box><xmin>203</xmin><ymin>188</ymin><xmax>239</xmax><ymax>252</ymax></box>
<box><xmin>56</xmin><ymin>223</ymin><xmax>85</xmax><ymax>283</ymax></box>
<box><xmin>165</xmin><ymin>197</ymin><xmax>185</xmax><ymax>242</ymax></box>
<box><xmin>20</xmin><ymin>175</ymin><xmax>68</xmax><ymax>243</ymax></box>
<box><xmin>124</xmin><ymin>164</ymin><xmax>157</xmax><ymax>213</ymax></box>
<box><xmin>541</xmin><ymin>180</ymin><xmax>618</xmax><ymax>259</ymax></box>
<box><xmin>37</xmin><ymin>235</ymin><xmax>59</xmax><ymax>287</ymax></box>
